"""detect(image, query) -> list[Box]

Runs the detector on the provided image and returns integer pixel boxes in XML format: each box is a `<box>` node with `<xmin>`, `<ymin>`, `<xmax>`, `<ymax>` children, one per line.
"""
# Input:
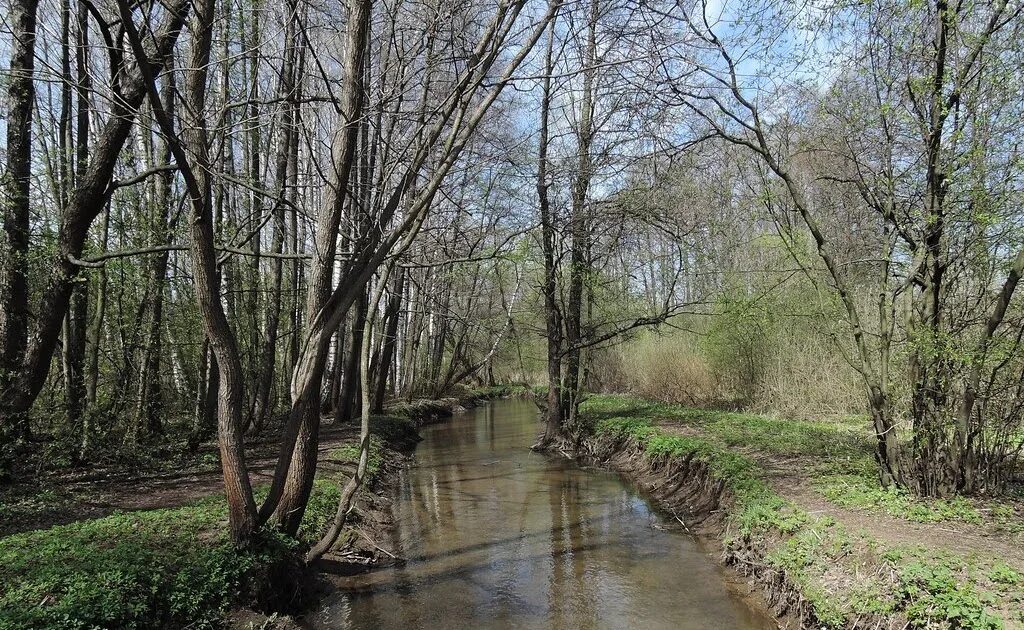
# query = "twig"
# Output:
<box><xmin>357</xmin><ymin>526</ymin><xmax>398</xmax><ymax>559</ymax></box>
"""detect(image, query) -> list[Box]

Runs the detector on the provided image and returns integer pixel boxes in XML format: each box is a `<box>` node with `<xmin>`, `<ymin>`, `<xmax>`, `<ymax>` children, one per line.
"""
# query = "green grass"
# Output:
<box><xmin>816</xmin><ymin>473</ymin><xmax>983</xmax><ymax>523</ymax></box>
<box><xmin>583</xmin><ymin>394</ymin><xmax>874</xmax><ymax>463</ymax></box>
<box><xmin>0</xmin><ymin>499</ymin><xmax>284</xmax><ymax>629</ymax></box>
<box><xmin>583</xmin><ymin>394</ymin><xmax>1018</xmax><ymax>629</ymax></box>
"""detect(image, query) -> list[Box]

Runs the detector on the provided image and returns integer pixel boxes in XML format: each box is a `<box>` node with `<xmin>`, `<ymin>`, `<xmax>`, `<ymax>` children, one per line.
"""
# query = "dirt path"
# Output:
<box><xmin>650</xmin><ymin>420</ymin><xmax>1024</xmax><ymax>572</ymax></box>
<box><xmin>757</xmin><ymin>453</ymin><xmax>1024</xmax><ymax>570</ymax></box>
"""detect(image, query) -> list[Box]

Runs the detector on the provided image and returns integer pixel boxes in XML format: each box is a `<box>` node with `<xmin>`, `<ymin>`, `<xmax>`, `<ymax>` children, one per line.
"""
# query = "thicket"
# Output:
<box><xmin>593</xmin><ymin>240</ymin><xmax>864</xmax><ymax>420</ymax></box>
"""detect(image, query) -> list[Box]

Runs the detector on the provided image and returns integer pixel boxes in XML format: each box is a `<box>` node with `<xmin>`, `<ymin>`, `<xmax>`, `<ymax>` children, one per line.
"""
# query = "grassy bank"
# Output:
<box><xmin>0</xmin><ymin>414</ymin><xmax>419</xmax><ymax>629</ymax></box>
<box><xmin>582</xmin><ymin>395</ymin><xmax>1024</xmax><ymax>629</ymax></box>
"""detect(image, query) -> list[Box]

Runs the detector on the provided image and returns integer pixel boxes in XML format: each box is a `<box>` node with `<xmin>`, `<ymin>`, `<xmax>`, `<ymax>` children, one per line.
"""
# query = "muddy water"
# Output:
<box><xmin>307</xmin><ymin>399</ymin><xmax>774</xmax><ymax>629</ymax></box>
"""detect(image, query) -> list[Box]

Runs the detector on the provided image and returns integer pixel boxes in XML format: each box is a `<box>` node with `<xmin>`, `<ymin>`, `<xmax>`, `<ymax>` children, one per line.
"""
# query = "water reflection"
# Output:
<box><xmin>306</xmin><ymin>400</ymin><xmax>774</xmax><ymax>629</ymax></box>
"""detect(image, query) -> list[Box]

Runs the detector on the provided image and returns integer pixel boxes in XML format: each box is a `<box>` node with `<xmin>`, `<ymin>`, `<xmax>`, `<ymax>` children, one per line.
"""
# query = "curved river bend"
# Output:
<box><xmin>307</xmin><ymin>399</ymin><xmax>775</xmax><ymax>629</ymax></box>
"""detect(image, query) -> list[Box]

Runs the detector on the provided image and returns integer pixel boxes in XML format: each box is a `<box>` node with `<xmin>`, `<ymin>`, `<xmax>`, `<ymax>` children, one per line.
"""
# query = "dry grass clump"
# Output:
<box><xmin>601</xmin><ymin>324</ymin><xmax>864</xmax><ymax>420</ymax></box>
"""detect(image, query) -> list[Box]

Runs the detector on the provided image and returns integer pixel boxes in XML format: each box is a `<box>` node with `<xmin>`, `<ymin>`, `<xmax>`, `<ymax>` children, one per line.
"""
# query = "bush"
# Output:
<box><xmin>601</xmin><ymin>285</ymin><xmax>863</xmax><ymax>420</ymax></box>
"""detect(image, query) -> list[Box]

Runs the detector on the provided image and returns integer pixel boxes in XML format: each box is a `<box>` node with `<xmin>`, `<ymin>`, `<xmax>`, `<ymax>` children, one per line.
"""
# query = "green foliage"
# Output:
<box><xmin>296</xmin><ymin>479</ymin><xmax>342</xmax><ymax>544</ymax></box>
<box><xmin>896</xmin><ymin>559</ymin><xmax>1002</xmax><ymax>629</ymax></box>
<box><xmin>817</xmin><ymin>474</ymin><xmax>982</xmax><ymax>523</ymax></box>
<box><xmin>0</xmin><ymin>499</ymin><xmax>294</xmax><ymax>629</ymax></box>
<box><xmin>987</xmin><ymin>562</ymin><xmax>1022</xmax><ymax>587</ymax></box>
<box><xmin>704</xmin><ymin>288</ymin><xmax>778</xmax><ymax>402</ymax></box>
<box><xmin>328</xmin><ymin>437</ymin><xmax>385</xmax><ymax>482</ymax></box>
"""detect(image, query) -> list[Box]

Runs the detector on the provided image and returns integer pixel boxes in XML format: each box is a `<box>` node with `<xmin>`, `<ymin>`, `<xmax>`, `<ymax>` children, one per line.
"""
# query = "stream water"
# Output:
<box><xmin>306</xmin><ymin>399</ymin><xmax>775</xmax><ymax>629</ymax></box>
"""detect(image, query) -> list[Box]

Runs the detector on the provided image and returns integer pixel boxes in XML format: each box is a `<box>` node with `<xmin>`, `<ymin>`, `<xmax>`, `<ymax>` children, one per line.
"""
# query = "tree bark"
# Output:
<box><xmin>267</xmin><ymin>0</ymin><xmax>372</xmax><ymax>535</ymax></box>
<box><xmin>372</xmin><ymin>271</ymin><xmax>405</xmax><ymax>413</ymax></box>
<box><xmin>536</xmin><ymin>17</ymin><xmax>562</xmax><ymax>444</ymax></box>
<box><xmin>135</xmin><ymin>66</ymin><xmax>176</xmax><ymax>438</ymax></box>
<box><xmin>0</xmin><ymin>0</ymin><xmax>192</xmax><ymax>434</ymax></box>
<box><xmin>0</xmin><ymin>0</ymin><xmax>40</xmax><ymax>447</ymax></box>
<box><xmin>252</xmin><ymin>0</ymin><xmax>300</xmax><ymax>430</ymax></box>
<box><xmin>561</xmin><ymin>0</ymin><xmax>598</xmax><ymax>429</ymax></box>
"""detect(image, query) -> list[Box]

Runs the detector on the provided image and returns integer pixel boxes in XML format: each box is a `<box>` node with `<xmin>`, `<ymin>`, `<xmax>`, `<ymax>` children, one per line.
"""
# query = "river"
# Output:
<box><xmin>306</xmin><ymin>399</ymin><xmax>775</xmax><ymax>629</ymax></box>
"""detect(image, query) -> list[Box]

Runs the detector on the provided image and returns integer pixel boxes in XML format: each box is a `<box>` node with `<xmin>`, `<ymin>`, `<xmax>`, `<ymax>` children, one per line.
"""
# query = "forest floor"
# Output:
<box><xmin>0</xmin><ymin>390</ymin><xmax>508</xmax><ymax>629</ymax></box>
<box><xmin>0</xmin><ymin>420</ymin><xmax>380</xmax><ymax>538</ymax></box>
<box><xmin>581</xmin><ymin>395</ymin><xmax>1024</xmax><ymax>629</ymax></box>
<box><xmin>0</xmin><ymin>393</ymin><xmax>484</xmax><ymax>538</ymax></box>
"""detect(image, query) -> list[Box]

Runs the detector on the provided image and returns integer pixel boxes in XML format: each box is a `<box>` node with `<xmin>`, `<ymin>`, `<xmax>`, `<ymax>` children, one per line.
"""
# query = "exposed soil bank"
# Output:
<box><xmin>575</xmin><ymin>396</ymin><xmax>1024</xmax><ymax>630</ymax></box>
<box><xmin>579</xmin><ymin>430</ymin><xmax>808</xmax><ymax>629</ymax></box>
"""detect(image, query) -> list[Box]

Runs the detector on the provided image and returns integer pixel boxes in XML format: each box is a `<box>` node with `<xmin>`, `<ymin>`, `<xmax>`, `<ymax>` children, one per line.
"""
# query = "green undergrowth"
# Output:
<box><xmin>0</xmin><ymin>419</ymin><xmax>417</xmax><ymax>629</ymax></box>
<box><xmin>0</xmin><ymin>494</ymin><xmax>308</xmax><ymax>629</ymax></box>
<box><xmin>328</xmin><ymin>436</ymin><xmax>385</xmax><ymax>482</ymax></box>
<box><xmin>0</xmin><ymin>488</ymin><xmax>71</xmax><ymax>525</ymax></box>
<box><xmin>816</xmin><ymin>473</ymin><xmax>983</xmax><ymax>523</ymax></box>
<box><xmin>0</xmin><ymin>474</ymin><xmax>371</xmax><ymax>629</ymax></box>
<box><xmin>585</xmin><ymin>394</ymin><xmax>1022</xmax><ymax>629</ymax></box>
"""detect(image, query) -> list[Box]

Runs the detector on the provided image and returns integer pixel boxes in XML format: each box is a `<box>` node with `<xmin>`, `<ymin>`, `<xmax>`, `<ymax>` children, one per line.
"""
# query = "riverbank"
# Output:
<box><xmin>577</xmin><ymin>395</ymin><xmax>1024</xmax><ymax>629</ymax></box>
<box><xmin>0</xmin><ymin>415</ymin><xmax>418</xmax><ymax>628</ymax></box>
<box><xmin>0</xmin><ymin>386</ymin><xmax>519</xmax><ymax>628</ymax></box>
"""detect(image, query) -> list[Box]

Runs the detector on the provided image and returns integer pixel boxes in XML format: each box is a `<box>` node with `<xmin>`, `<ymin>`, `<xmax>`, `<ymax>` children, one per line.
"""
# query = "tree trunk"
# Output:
<box><xmin>0</xmin><ymin>0</ymin><xmax>191</xmax><ymax>434</ymax></box>
<box><xmin>117</xmin><ymin>0</ymin><xmax>259</xmax><ymax>543</ymax></box>
<box><xmin>336</xmin><ymin>289</ymin><xmax>368</xmax><ymax>422</ymax></box>
<box><xmin>561</xmin><ymin>0</ymin><xmax>597</xmax><ymax>430</ymax></box>
<box><xmin>252</xmin><ymin>3</ymin><xmax>299</xmax><ymax>430</ymax></box>
<box><xmin>267</xmin><ymin>0</ymin><xmax>372</xmax><ymax>535</ymax></box>
<box><xmin>0</xmin><ymin>0</ymin><xmax>40</xmax><ymax>449</ymax></box>
<box><xmin>536</xmin><ymin>18</ymin><xmax>562</xmax><ymax>444</ymax></box>
<box><xmin>372</xmin><ymin>271</ymin><xmax>405</xmax><ymax>413</ymax></box>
